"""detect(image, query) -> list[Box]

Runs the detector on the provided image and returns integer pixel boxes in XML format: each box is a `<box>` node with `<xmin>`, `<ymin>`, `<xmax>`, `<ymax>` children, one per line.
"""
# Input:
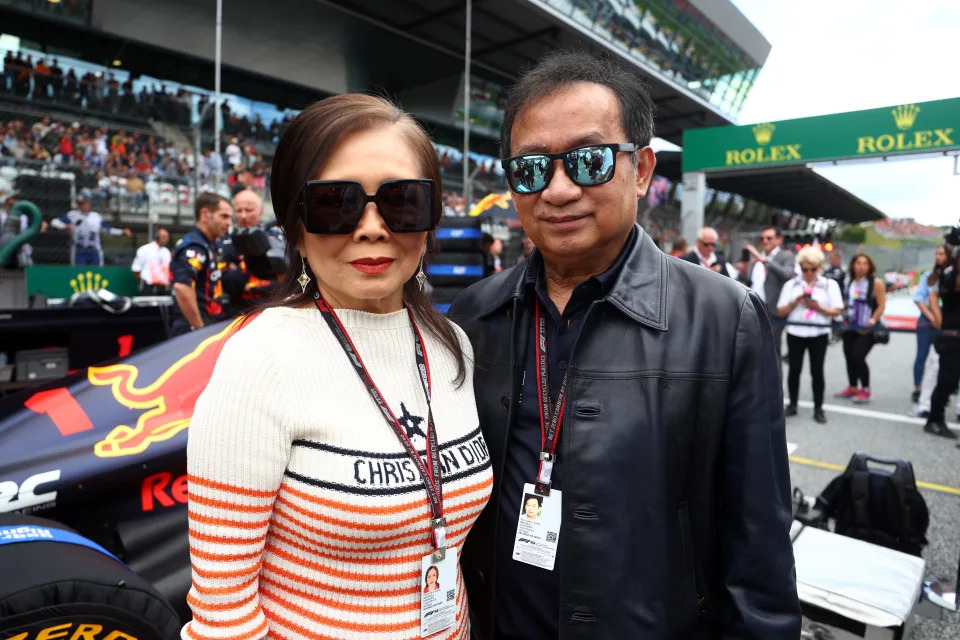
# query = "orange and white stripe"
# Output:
<box><xmin>182</xmin><ymin>306</ymin><xmax>493</xmax><ymax>640</ymax></box>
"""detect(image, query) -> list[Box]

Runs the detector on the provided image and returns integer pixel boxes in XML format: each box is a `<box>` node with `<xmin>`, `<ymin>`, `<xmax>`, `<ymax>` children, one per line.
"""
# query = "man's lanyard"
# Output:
<box><xmin>313</xmin><ymin>292</ymin><xmax>448</xmax><ymax>561</ymax></box>
<box><xmin>534</xmin><ymin>302</ymin><xmax>569</xmax><ymax>497</ymax></box>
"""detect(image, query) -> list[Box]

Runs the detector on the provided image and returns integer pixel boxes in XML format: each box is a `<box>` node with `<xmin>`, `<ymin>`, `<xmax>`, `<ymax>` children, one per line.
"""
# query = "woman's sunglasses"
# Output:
<box><xmin>501</xmin><ymin>143</ymin><xmax>638</xmax><ymax>194</ymax></box>
<box><xmin>300</xmin><ymin>179</ymin><xmax>439</xmax><ymax>234</ymax></box>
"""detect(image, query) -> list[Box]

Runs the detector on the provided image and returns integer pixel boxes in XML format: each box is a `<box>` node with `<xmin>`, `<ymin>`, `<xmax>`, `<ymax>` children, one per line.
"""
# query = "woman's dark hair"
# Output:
<box><xmin>261</xmin><ymin>93</ymin><xmax>465</xmax><ymax>385</ymax></box>
<box><xmin>848</xmin><ymin>253</ymin><xmax>876</xmax><ymax>282</ymax></box>
<box><xmin>928</xmin><ymin>244</ymin><xmax>950</xmax><ymax>287</ymax></box>
<box><xmin>500</xmin><ymin>50</ymin><xmax>656</xmax><ymax>157</ymax></box>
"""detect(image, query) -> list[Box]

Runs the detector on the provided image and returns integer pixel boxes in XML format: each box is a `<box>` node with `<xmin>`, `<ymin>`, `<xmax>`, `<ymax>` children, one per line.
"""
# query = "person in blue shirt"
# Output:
<box><xmin>49</xmin><ymin>191</ymin><xmax>131</xmax><ymax>265</ymax></box>
<box><xmin>913</xmin><ymin>245</ymin><xmax>949</xmax><ymax>403</ymax></box>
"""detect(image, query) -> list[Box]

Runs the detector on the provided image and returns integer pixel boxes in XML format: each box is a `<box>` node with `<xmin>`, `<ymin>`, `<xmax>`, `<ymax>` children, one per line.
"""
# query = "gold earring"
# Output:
<box><xmin>298</xmin><ymin>254</ymin><xmax>311</xmax><ymax>294</ymax></box>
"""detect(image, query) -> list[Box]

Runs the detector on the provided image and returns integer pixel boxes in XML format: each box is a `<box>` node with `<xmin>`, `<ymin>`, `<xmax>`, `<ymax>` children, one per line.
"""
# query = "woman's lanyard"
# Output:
<box><xmin>534</xmin><ymin>302</ymin><xmax>569</xmax><ymax>497</ymax></box>
<box><xmin>313</xmin><ymin>292</ymin><xmax>448</xmax><ymax>561</ymax></box>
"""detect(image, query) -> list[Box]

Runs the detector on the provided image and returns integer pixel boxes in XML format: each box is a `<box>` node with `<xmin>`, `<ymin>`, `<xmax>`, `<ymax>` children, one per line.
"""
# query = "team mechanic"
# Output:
<box><xmin>450</xmin><ymin>51</ymin><xmax>800</xmax><ymax>639</ymax></box>
<box><xmin>169</xmin><ymin>192</ymin><xmax>234</xmax><ymax>336</ymax></box>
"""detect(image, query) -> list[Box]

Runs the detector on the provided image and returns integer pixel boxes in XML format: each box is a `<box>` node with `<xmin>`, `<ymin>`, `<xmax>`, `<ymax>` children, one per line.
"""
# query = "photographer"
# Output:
<box><xmin>923</xmin><ymin>236</ymin><xmax>960</xmax><ymax>440</ymax></box>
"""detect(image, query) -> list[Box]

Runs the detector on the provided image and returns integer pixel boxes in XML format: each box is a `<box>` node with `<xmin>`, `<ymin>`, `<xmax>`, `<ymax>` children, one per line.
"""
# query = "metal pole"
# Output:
<box><xmin>193</xmin><ymin>121</ymin><xmax>201</xmax><ymax>199</ymax></box>
<box><xmin>462</xmin><ymin>0</ymin><xmax>472</xmax><ymax>210</ymax></box>
<box><xmin>213</xmin><ymin>0</ymin><xmax>223</xmax><ymax>191</ymax></box>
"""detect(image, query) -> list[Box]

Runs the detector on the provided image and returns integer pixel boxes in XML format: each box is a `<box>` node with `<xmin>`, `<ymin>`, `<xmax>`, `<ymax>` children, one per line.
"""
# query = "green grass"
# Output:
<box><xmin>862</xmin><ymin>226</ymin><xmax>903</xmax><ymax>249</ymax></box>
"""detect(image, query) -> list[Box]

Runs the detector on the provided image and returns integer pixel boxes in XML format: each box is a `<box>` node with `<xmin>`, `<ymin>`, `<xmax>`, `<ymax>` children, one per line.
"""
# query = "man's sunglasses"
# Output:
<box><xmin>502</xmin><ymin>143</ymin><xmax>638</xmax><ymax>194</ymax></box>
<box><xmin>300</xmin><ymin>179</ymin><xmax>439</xmax><ymax>234</ymax></box>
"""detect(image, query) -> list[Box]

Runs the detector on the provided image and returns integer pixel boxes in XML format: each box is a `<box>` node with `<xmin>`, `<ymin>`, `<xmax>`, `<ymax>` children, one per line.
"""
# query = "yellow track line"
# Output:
<box><xmin>789</xmin><ymin>455</ymin><xmax>960</xmax><ymax>496</ymax></box>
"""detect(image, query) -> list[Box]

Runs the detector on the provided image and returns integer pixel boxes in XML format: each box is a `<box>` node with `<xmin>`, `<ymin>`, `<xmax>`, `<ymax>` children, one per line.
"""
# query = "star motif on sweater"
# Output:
<box><xmin>398</xmin><ymin>402</ymin><xmax>427</xmax><ymax>441</ymax></box>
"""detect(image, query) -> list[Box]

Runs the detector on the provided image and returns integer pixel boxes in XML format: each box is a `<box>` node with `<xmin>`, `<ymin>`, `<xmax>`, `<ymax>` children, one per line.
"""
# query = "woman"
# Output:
<box><xmin>913</xmin><ymin>245</ymin><xmax>949</xmax><ymax>403</ymax></box>
<box><xmin>777</xmin><ymin>247</ymin><xmax>844</xmax><ymax>423</ymax></box>
<box><xmin>183</xmin><ymin>94</ymin><xmax>493</xmax><ymax>640</ymax></box>
<box><xmin>835</xmin><ymin>253</ymin><xmax>886</xmax><ymax>404</ymax></box>
<box><xmin>424</xmin><ymin>566</ymin><xmax>440</xmax><ymax>594</ymax></box>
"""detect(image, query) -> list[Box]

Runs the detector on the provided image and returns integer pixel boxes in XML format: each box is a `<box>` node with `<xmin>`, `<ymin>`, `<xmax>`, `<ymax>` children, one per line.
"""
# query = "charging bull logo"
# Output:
<box><xmin>469</xmin><ymin>191</ymin><xmax>513</xmax><ymax>217</ymax></box>
<box><xmin>87</xmin><ymin>321</ymin><xmax>243</xmax><ymax>457</ymax></box>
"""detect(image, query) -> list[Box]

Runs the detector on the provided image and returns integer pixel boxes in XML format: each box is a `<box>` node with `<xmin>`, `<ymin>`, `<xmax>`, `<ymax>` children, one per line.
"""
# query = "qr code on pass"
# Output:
<box><xmin>446</xmin><ymin>589</ymin><xmax>455</xmax><ymax>601</ymax></box>
<box><xmin>546</xmin><ymin>531</ymin><xmax>558</xmax><ymax>543</ymax></box>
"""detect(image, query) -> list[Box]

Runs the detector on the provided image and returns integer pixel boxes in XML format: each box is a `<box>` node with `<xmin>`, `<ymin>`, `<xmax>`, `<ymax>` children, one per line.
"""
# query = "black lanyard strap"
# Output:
<box><xmin>313</xmin><ymin>292</ymin><xmax>447</xmax><ymax>559</ymax></box>
<box><xmin>534</xmin><ymin>302</ymin><xmax>569</xmax><ymax>496</ymax></box>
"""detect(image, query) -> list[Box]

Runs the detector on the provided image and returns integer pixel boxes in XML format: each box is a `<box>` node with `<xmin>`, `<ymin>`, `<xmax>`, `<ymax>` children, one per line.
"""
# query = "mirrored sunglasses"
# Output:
<box><xmin>502</xmin><ymin>143</ymin><xmax>638</xmax><ymax>194</ymax></box>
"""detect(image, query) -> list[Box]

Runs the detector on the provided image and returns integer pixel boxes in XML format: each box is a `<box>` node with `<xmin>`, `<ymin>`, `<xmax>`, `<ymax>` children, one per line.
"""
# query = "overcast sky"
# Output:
<box><xmin>710</xmin><ymin>0</ymin><xmax>960</xmax><ymax>226</ymax></box>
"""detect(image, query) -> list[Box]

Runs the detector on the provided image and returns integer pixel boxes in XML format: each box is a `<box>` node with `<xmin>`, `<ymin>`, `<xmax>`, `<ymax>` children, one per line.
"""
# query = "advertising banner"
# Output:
<box><xmin>682</xmin><ymin>98</ymin><xmax>960</xmax><ymax>173</ymax></box>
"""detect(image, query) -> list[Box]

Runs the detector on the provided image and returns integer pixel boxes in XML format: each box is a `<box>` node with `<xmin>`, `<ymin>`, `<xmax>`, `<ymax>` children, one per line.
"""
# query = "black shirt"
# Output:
<box><xmin>938</xmin><ymin>265</ymin><xmax>960</xmax><ymax>332</ymax></box>
<box><xmin>170</xmin><ymin>227</ymin><xmax>229</xmax><ymax>323</ymax></box>
<box><xmin>494</xmin><ymin>227</ymin><xmax>637</xmax><ymax>640</ymax></box>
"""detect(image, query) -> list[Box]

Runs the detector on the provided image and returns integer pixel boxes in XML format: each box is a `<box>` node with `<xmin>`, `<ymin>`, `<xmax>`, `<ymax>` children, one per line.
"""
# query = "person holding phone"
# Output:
<box><xmin>777</xmin><ymin>247</ymin><xmax>843</xmax><ymax>422</ymax></box>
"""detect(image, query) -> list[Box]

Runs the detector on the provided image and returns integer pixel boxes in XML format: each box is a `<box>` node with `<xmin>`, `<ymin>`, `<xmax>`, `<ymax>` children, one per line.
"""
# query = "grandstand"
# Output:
<box><xmin>0</xmin><ymin>0</ymin><xmax>781</xmax><ymax>264</ymax></box>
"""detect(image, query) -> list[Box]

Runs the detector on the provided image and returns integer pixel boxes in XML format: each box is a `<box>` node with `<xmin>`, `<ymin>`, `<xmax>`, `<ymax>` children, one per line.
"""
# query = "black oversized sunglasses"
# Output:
<box><xmin>501</xmin><ymin>143</ymin><xmax>638</xmax><ymax>194</ymax></box>
<box><xmin>300</xmin><ymin>179</ymin><xmax>439</xmax><ymax>234</ymax></box>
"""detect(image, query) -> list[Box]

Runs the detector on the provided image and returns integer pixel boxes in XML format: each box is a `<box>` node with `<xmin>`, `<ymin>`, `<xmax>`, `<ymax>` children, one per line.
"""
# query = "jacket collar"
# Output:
<box><xmin>477</xmin><ymin>224</ymin><xmax>668</xmax><ymax>331</ymax></box>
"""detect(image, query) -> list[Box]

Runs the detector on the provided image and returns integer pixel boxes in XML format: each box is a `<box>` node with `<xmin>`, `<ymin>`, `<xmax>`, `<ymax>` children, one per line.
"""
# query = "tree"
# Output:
<box><xmin>839</xmin><ymin>226</ymin><xmax>866</xmax><ymax>243</ymax></box>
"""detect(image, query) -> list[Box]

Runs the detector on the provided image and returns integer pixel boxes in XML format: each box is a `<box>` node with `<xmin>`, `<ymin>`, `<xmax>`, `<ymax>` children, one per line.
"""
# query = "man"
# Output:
<box><xmin>49</xmin><ymin>191</ymin><xmax>131</xmax><ymax>266</ymax></box>
<box><xmin>523</xmin><ymin>494</ymin><xmax>542</xmax><ymax>521</ymax></box>
<box><xmin>232</xmin><ymin>188</ymin><xmax>263</xmax><ymax>229</ymax></box>
<box><xmin>225</xmin><ymin>136</ymin><xmax>242</xmax><ymax>169</ymax></box>
<box><xmin>482</xmin><ymin>233</ymin><xmax>504</xmax><ymax>277</ymax></box>
<box><xmin>669</xmin><ymin>236</ymin><xmax>687</xmax><ymax>258</ymax></box>
<box><xmin>924</xmin><ymin>245</ymin><xmax>960</xmax><ymax>440</ymax></box>
<box><xmin>823</xmin><ymin>249</ymin><xmax>845</xmax><ymax>291</ymax></box>
<box><xmin>681</xmin><ymin>226</ymin><xmax>732</xmax><ymax>277</ymax></box>
<box><xmin>517</xmin><ymin>235</ymin><xmax>536</xmax><ymax>266</ymax></box>
<box><xmin>223</xmin><ymin>188</ymin><xmax>283</xmax><ymax>309</ymax></box>
<box><xmin>169</xmin><ymin>192</ymin><xmax>233</xmax><ymax>336</ymax></box>
<box><xmin>450</xmin><ymin>52</ymin><xmax>799</xmax><ymax>640</ymax></box>
<box><xmin>131</xmin><ymin>227</ymin><xmax>172</xmax><ymax>295</ymax></box>
<box><xmin>125</xmin><ymin>169</ymin><xmax>147</xmax><ymax>211</ymax></box>
<box><xmin>746</xmin><ymin>226</ymin><xmax>796</xmax><ymax>357</ymax></box>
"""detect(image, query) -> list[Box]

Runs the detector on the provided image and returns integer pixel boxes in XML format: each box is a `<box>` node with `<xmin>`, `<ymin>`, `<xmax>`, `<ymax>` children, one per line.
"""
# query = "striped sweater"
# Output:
<box><xmin>183</xmin><ymin>306</ymin><xmax>492</xmax><ymax>640</ymax></box>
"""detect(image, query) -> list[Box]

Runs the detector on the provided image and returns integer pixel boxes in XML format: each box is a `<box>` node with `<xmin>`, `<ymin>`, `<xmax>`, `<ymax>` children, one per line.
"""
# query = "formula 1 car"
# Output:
<box><xmin>0</xmin><ymin>221</ymin><xmax>287</xmax><ymax>636</ymax></box>
<box><xmin>0</xmin><ymin>319</ymin><xmax>242</xmax><ymax>632</ymax></box>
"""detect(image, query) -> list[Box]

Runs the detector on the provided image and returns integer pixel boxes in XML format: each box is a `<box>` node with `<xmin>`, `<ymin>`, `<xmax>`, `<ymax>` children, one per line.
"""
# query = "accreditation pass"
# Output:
<box><xmin>420</xmin><ymin>545</ymin><xmax>459</xmax><ymax>637</ymax></box>
<box><xmin>511</xmin><ymin>483</ymin><xmax>562</xmax><ymax>571</ymax></box>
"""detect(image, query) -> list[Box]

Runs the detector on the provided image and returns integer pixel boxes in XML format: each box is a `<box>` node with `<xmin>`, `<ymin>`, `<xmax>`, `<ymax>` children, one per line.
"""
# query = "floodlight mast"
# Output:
<box><xmin>213</xmin><ymin>0</ymin><xmax>223</xmax><ymax>190</ymax></box>
<box><xmin>462</xmin><ymin>0</ymin><xmax>472</xmax><ymax>212</ymax></box>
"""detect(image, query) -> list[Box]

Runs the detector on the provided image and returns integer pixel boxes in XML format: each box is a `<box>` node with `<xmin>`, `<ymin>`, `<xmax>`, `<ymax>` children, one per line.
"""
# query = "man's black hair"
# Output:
<box><xmin>500</xmin><ymin>50</ymin><xmax>656</xmax><ymax>158</ymax></box>
<box><xmin>523</xmin><ymin>493</ymin><xmax>543</xmax><ymax>508</ymax></box>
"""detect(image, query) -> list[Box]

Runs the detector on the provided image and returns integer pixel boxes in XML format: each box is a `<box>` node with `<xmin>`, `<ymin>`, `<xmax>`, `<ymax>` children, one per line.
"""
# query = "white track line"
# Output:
<box><xmin>786</xmin><ymin>442</ymin><xmax>798</xmax><ymax>455</ymax></box>
<box><xmin>790</xmin><ymin>400</ymin><xmax>960</xmax><ymax>431</ymax></box>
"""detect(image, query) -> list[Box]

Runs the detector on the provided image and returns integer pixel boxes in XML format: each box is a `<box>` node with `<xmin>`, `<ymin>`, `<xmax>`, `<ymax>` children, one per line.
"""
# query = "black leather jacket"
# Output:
<box><xmin>449</xmin><ymin>227</ymin><xmax>800</xmax><ymax>640</ymax></box>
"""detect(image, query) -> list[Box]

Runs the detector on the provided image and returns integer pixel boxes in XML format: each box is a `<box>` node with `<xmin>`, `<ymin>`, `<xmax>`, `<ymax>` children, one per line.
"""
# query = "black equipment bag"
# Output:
<box><xmin>0</xmin><ymin>514</ymin><xmax>181</xmax><ymax>639</ymax></box>
<box><xmin>815</xmin><ymin>453</ymin><xmax>929</xmax><ymax>556</ymax></box>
